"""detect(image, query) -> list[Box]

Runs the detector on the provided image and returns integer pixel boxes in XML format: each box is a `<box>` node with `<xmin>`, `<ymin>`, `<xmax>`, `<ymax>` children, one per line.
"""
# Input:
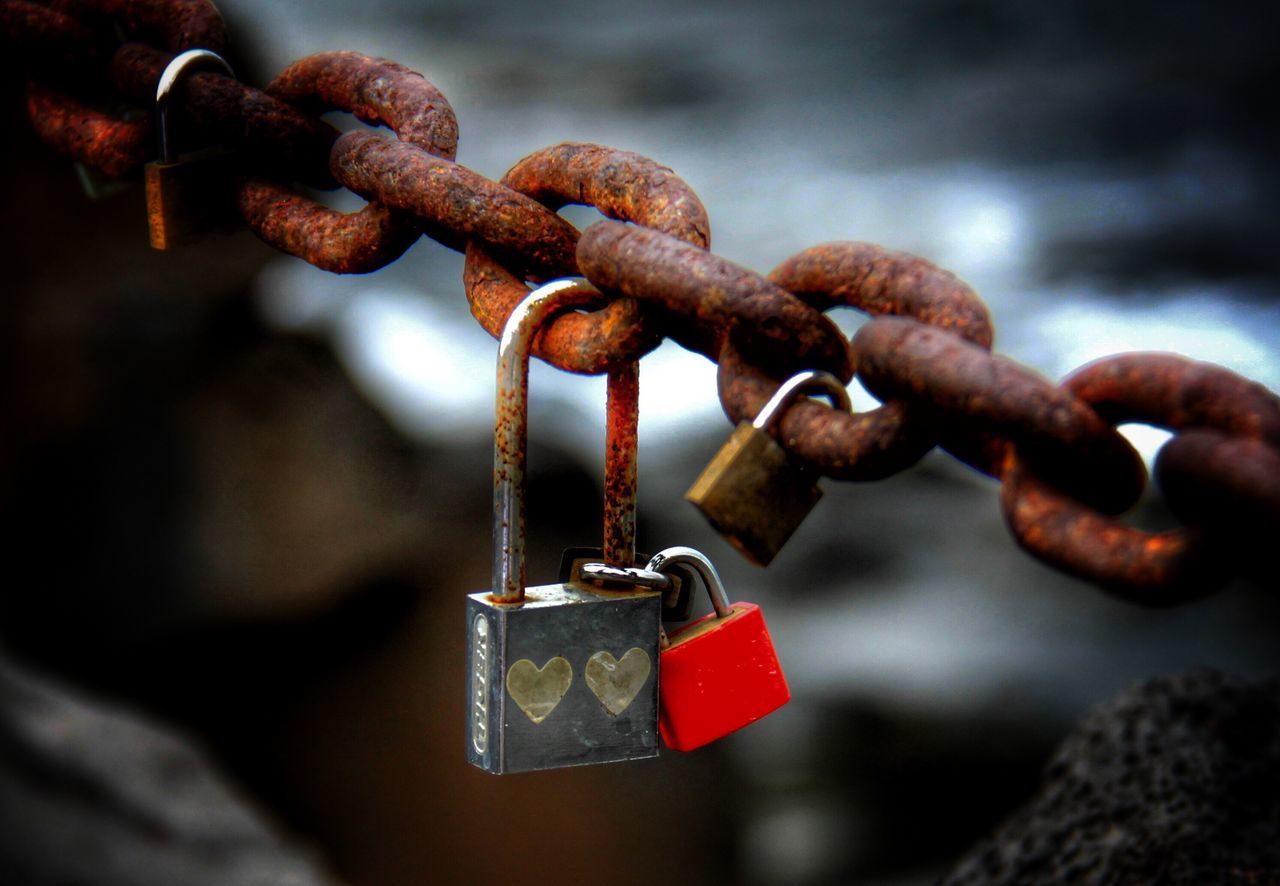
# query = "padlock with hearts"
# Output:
<box><xmin>465</xmin><ymin>280</ymin><xmax>662</xmax><ymax>775</ymax></box>
<box><xmin>645</xmin><ymin>547</ymin><xmax>791</xmax><ymax>751</ymax></box>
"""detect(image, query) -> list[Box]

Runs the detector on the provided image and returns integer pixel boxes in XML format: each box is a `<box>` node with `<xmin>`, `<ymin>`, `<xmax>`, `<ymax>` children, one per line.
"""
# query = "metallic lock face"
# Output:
<box><xmin>466</xmin><ymin>280</ymin><xmax>661</xmax><ymax>775</ymax></box>
<box><xmin>646</xmin><ymin>547</ymin><xmax>790</xmax><ymax>752</ymax></box>
<box><xmin>685</xmin><ymin>370</ymin><xmax>852</xmax><ymax>567</ymax></box>
<box><xmin>144</xmin><ymin>50</ymin><xmax>240</xmax><ymax>250</ymax></box>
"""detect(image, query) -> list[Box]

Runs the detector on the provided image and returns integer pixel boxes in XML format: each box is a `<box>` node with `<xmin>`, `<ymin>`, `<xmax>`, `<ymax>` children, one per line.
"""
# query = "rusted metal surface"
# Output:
<box><xmin>234</xmin><ymin>52</ymin><xmax>459</xmax><ymax>273</ymax></box>
<box><xmin>110</xmin><ymin>43</ymin><xmax>338</xmax><ymax>187</ymax></box>
<box><xmin>715</xmin><ymin>242</ymin><xmax>995</xmax><ymax>480</ymax></box>
<box><xmin>769</xmin><ymin>242</ymin><xmax>995</xmax><ymax>348</ymax></box>
<box><xmin>1156</xmin><ymin>430</ymin><xmax>1280</xmax><ymax>535</ymax></box>
<box><xmin>465</xmin><ymin>143</ymin><xmax>711</xmax><ymax>374</ymax></box>
<box><xmin>604</xmin><ymin>363</ymin><xmax>640</xmax><ymax>568</ymax></box>
<box><xmin>22</xmin><ymin>0</ymin><xmax>225</xmax><ymax>177</ymax></box>
<box><xmin>1001</xmin><ymin>354</ymin><xmax>1280</xmax><ymax>600</ymax></box>
<box><xmin>715</xmin><ymin>346</ymin><xmax>935</xmax><ymax>480</ymax></box>
<box><xmin>503</xmin><ymin>143</ymin><xmax>710</xmax><ymax>241</ymax></box>
<box><xmin>9</xmin><ymin>2</ymin><xmax>1279</xmax><ymax>600</ymax></box>
<box><xmin>854</xmin><ymin>316</ymin><xmax>1146</xmax><ymax>515</ymax></box>
<box><xmin>1001</xmin><ymin>459</ymin><xmax>1215</xmax><ymax>604</ymax></box>
<box><xmin>236</xmin><ymin>177</ymin><xmax>421</xmax><ymax>274</ymax></box>
<box><xmin>1062</xmin><ymin>352</ymin><xmax>1280</xmax><ymax>445</ymax></box>
<box><xmin>25</xmin><ymin>78</ymin><xmax>148</xmax><ymax>177</ymax></box>
<box><xmin>266</xmin><ymin>51</ymin><xmax>458</xmax><ymax>161</ymax></box>
<box><xmin>335</xmin><ymin>131</ymin><xmax>581</xmax><ymax>281</ymax></box>
<box><xmin>53</xmin><ymin>0</ymin><xmax>227</xmax><ymax>54</ymax></box>
<box><xmin>578</xmin><ymin>220</ymin><xmax>854</xmax><ymax>381</ymax></box>
<box><xmin>1</xmin><ymin>1</ymin><xmax>93</xmax><ymax>58</ymax></box>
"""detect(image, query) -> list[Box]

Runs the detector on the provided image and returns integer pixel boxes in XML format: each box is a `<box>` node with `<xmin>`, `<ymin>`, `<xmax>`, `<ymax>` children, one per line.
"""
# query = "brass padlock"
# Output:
<box><xmin>686</xmin><ymin>370</ymin><xmax>851</xmax><ymax>566</ymax></box>
<box><xmin>466</xmin><ymin>280</ymin><xmax>662</xmax><ymax>775</ymax></box>
<box><xmin>145</xmin><ymin>49</ymin><xmax>240</xmax><ymax>250</ymax></box>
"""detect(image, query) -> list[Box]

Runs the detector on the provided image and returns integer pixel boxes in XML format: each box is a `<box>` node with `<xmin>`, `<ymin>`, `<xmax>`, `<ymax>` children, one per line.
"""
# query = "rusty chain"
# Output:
<box><xmin>4</xmin><ymin>0</ymin><xmax>1278</xmax><ymax>603</ymax></box>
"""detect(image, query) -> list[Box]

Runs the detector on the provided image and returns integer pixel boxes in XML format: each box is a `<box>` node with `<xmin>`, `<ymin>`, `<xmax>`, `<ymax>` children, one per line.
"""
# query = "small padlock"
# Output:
<box><xmin>465</xmin><ymin>280</ymin><xmax>662</xmax><ymax>775</ymax></box>
<box><xmin>685</xmin><ymin>370</ymin><xmax>852</xmax><ymax>567</ymax></box>
<box><xmin>646</xmin><ymin>546</ymin><xmax>790</xmax><ymax>752</ymax></box>
<box><xmin>144</xmin><ymin>49</ymin><xmax>240</xmax><ymax>250</ymax></box>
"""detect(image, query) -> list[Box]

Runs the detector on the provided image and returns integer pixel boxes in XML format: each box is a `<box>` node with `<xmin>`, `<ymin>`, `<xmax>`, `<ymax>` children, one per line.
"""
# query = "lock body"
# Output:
<box><xmin>686</xmin><ymin>422</ymin><xmax>822</xmax><ymax>566</ymax></box>
<box><xmin>145</xmin><ymin>147</ymin><xmax>239</xmax><ymax>250</ymax></box>
<box><xmin>658</xmin><ymin>601</ymin><xmax>789</xmax><ymax>752</ymax></box>
<box><xmin>466</xmin><ymin>582</ymin><xmax>661</xmax><ymax>774</ymax></box>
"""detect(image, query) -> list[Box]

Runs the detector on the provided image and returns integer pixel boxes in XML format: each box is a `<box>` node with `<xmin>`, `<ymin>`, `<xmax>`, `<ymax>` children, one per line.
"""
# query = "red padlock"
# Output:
<box><xmin>647</xmin><ymin>547</ymin><xmax>790</xmax><ymax>751</ymax></box>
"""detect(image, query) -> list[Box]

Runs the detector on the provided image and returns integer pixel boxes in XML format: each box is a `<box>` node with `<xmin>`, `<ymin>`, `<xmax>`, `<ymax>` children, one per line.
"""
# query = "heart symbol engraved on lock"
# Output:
<box><xmin>506</xmin><ymin>657</ymin><xmax>573</xmax><ymax>724</ymax></box>
<box><xmin>585</xmin><ymin>648</ymin><xmax>652</xmax><ymax>716</ymax></box>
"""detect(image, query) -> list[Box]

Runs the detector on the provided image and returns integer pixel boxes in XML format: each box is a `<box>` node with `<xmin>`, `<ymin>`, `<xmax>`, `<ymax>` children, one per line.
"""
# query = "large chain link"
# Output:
<box><xmin>4</xmin><ymin>0</ymin><xmax>1278</xmax><ymax>602</ymax></box>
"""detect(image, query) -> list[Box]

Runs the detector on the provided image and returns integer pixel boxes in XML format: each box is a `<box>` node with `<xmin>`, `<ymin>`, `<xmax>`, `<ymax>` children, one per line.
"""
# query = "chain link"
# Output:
<box><xmin>4</xmin><ymin>0</ymin><xmax>1278</xmax><ymax>602</ymax></box>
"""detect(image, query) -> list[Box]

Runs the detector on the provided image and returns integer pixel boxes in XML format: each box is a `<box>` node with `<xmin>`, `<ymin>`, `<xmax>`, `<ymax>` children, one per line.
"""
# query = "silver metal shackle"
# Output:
<box><xmin>645</xmin><ymin>546</ymin><xmax>732</xmax><ymax>619</ymax></box>
<box><xmin>155</xmin><ymin>49</ymin><xmax>234</xmax><ymax>164</ymax></box>
<box><xmin>751</xmin><ymin>369</ymin><xmax>852</xmax><ymax>433</ymax></box>
<box><xmin>493</xmin><ymin>279</ymin><xmax>599</xmax><ymax>602</ymax></box>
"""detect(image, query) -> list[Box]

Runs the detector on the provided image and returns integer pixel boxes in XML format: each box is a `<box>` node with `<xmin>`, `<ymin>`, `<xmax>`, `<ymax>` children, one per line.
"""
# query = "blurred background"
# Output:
<box><xmin>2</xmin><ymin>0</ymin><xmax>1278</xmax><ymax>883</ymax></box>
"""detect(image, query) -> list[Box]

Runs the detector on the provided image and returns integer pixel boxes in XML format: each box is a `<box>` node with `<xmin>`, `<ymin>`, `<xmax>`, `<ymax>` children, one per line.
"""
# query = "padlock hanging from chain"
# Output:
<box><xmin>686</xmin><ymin>370</ymin><xmax>853</xmax><ymax>566</ymax></box>
<box><xmin>465</xmin><ymin>280</ymin><xmax>663</xmax><ymax>775</ymax></box>
<box><xmin>144</xmin><ymin>49</ymin><xmax>241</xmax><ymax>250</ymax></box>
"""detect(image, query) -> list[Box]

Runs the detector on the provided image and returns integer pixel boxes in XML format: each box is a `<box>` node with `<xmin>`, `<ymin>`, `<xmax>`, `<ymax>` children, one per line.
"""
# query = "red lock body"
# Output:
<box><xmin>659</xmin><ymin>601</ymin><xmax>790</xmax><ymax>752</ymax></box>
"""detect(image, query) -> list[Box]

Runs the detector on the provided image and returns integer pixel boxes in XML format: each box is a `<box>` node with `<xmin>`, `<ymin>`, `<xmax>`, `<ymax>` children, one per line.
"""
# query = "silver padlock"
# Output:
<box><xmin>466</xmin><ymin>280</ymin><xmax>662</xmax><ymax>774</ymax></box>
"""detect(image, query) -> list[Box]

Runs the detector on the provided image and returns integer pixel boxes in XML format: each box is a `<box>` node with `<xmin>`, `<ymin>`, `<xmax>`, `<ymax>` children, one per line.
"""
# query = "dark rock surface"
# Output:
<box><xmin>943</xmin><ymin>670</ymin><xmax>1280</xmax><ymax>884</ymax></box>
<box><xmin>0</xmin><ymin>656</ymin><xmax>339</xmax><ymax>886</ymax></box>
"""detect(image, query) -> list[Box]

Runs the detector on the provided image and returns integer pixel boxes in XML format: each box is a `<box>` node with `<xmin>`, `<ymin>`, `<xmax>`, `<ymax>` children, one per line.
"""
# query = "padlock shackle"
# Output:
<box><xmin>493</xmin><ymin>279</ymin><xmax>603</xmax><ymax>603</ymax></box>
<box><xmin>155</xmin><ymin>49</ymin><xmax>234</xmax><ymax>165</ymax></box>
<box><xmin>646</xmin><ymin>547</ymin><xmax>732</xmax><ymax>619</ymax></box>
<box><xmin>751</xmin><ymin>370</ymin><xmax>851</xmax><ymax>433</ymax></box>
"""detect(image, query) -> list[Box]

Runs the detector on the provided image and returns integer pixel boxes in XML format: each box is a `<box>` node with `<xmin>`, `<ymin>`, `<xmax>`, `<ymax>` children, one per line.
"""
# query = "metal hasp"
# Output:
<box><xmin>145</xmin><ymin>49</ymin><xmax>239</xmax><ymax>250</ymax></box>
<box><xmin>646</xmin><ymin>547</ymin><xmax>790</xmax><ymax>752</ymax></box>
<box><xmin>686</xmin><ymin>370</ymin><xmax>852</xmax><ymax>566</ymax></box>
<box><xmin>466</xmin><ymin>280</ymin><xmax>662</xmax><ymax>775</ymax></box>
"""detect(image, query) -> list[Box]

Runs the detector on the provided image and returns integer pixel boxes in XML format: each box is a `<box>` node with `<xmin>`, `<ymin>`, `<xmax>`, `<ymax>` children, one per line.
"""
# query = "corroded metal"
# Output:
<box><xmin>1062</xmin><ymin>352</ymin><xmax>1280</xmax><ymax>445</ymax></box>
<box><xmin>267</xmin><ymin>51</ymin><xmax>458</xmax><ymax>161</ymax></box>
<box><xmin>717</xmin><ymin>242</ymin><xmax>995</xmax><ymax>480</ymax></box>
<box><xmin>1</xmin><ymin>1</ymin><xmax>93</xmax><ymax>58</ymax></box>
<box><xmin>578</xmin><ymin>220</ymin><xmax>854</xmax><ymax>381</ymax></box>
<box><xmin>604</xmin><ymin>362</ymin><xmax>639</xmax><ymax>568</ymax></box>
<box><xmin>53</xmin><ymin>0</ymin><xmax>228</xmax><ymax>55</ymax></box>
<box><xmin>9</xmin><ymin>5</ymin><xmax>1280</xmax><ymax>601</ymax></box>
<box><xmin>25</xmin><ymin>78</ymin><xmax>149</xmax><ymax>177</ymax></box>
<box><xmin>22</xmin><ymin>0</ymin><xmax>226</xmax><ymax>177</ymax></box>
<box><xmin>1002</xmin><ymin>354</ymin><xmax>1280</xmax><ymax>601</ymax></box>
<box><xmin>854</xmin><ymin>316</ymin><xmax>1146</xmax><ymax>515</ymax></box>
<box><xmin>110</xmin><ymin>43</ymin><xmax>339</xmax><ymax>187</ymax></box>
<box><xmin>236</xmin><ymin>178</ymin><xmax>421</xmax><ymax>274</ymax></box>
<box><xmin>1001</xmin><ymin>458</ymin><xmax>1215</xmax><ymax>604</ymax></box>
<box><xmin>1156</xmin><ymin>430</ymin><xmax>1280</xmax><ymax>534</ymax></box>
<box><xmin>334</xmin><ymin>131</ymin><xmax>580</xmax><ymax>282</ymax></box>
<box><xmin>769</xmin><ymin>242</ymin><xmax>994</xmax><ymax>348</ymax></box>
<box><xmin>464</xmin><ymin>143</ymin><xmax>711</xmax><ymax>374</ymax></box>
<box><xmin>235</xmin><ymin>52</ymin><xmax>459</xmax><ymax>273</ymax></box>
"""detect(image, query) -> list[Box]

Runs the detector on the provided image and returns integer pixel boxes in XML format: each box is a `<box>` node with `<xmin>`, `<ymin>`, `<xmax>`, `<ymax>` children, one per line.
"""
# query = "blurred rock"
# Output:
<box><xmin>0</xmin><ymin>656</ymin><xmax>338</xmax><ymax>886</ymax></box>
<box><xmin>943</xmin><ymin>670</ymin><xmax>1280</xmax><ymax>884</ymax></box>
